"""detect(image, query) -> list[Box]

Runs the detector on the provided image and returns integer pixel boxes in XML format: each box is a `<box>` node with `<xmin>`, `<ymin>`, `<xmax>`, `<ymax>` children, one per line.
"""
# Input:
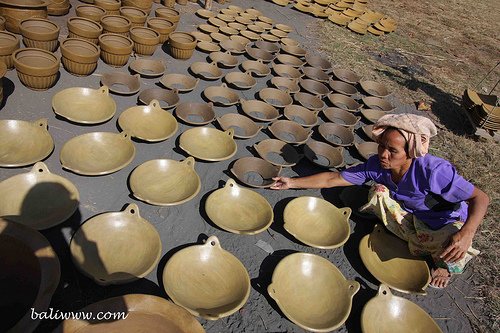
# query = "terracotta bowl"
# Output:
<box><xmin>361</xmin><ymin>124</ymin><xmax>375</xmax><ymax>141</ymax></box>
<box><xmin>155</xmin><ymin>7</ymin><xmax>180</xmax><ymax>26</ymax></box>
<box><xmin>318</xmin><ymin>122</ymin><xmax>355</xmax><ymax>146</ymax></box>
<box><xmin>269</xmin><ymin>119</ymin><xmax>312</xmax><ymax>144</ymax></box>
<box><xmin>162</xmin><ymin>236</ymin><xmax>250</xmax><ymax>319</ymax></box>
<box><xmin>175</xmin><ymin>101</ymin><xmax>215</xmax><ymax>125</ymax></box>
<box><xmin>323</xmin><ymin>107</ymin><xmax>360</xmax><ymax>127</ymax></box>
<box><xmin>118</xmin><ymin>99</ymin><xmax>178</xmax><ymax>141</ymax></box>
<box><xmin>61</xmin><ymin>38</ymin><xmax>100</xmax><ymax>76</ymax></box>
<box><xmin>241</xmin><ymin>59</ymin><xmax>270</xmax><ymax>76</ymax></box>
<box><xmin>191</xmin><ymin>30</ymin><xmax>211</xmax><ymax>42</ymax></box>
<box><xmin>270</xmin><ymin>28</ymin><xmax>288</xmax><ymax>38</ymax></box>
<box><xmin>129</xmin><ymin>58</ymin><xmax>165</xmax><ymax>77</ymax></box>
<box><xmin>329</xmin><ymin>79</ymin><xmax>358</xmax><ymax>96</ymax></box>
<box><xmin>284</xmin><ymin>196</ymin><xmax>351</xmax><ymax>248</ymax></box>
<box><xmin>208</xmin><ymin>16</ymin><xmax>227</xmax><ymax>28</ymax></box>
<box><xmin>98</xmin><ymin>33</ymin><xmax>134</xmax><ymax>67</ymax></box>
<box><xmin>228</xmin><ymin>22</ymin><xmax>245</xmax><ymax>31</ymax></box>
<box><xmin>147</xmin><ymin>17</ymin><xmax>175</xmax><ymax>43</ymax></box>
<box><xmin>0</xmin><ymin>219</ymin><xmax>60</xmax><ymax>333</ymax></box>
<box><xmin>121</xmin><ymin>0</ymin><xmax>153</xmax><ymax>13</ymax></box>
<box><xmin>235</xmin><ymin>15</ymin><xmax>253</xmax><ymax>26</ymax></box>
<box><xmin>327</xmin><ymin>93</ymin><xmax>361</xmax><ymax>112</ymax></box>
<box><xmin>190</xmin><ymin>61</ymin><xmax>223</xmax><ymax>80</ymax></box>
<box><xmin>13</xmin><ymin>47</ymin><xmax>59</xmax><ymax>90</ymax></box>
<box><xmin>101</xmin><ymin>71</ymin><xmax>140</xmax><ymax>95</ymax></box>
<box><xmin>168</xmin><ymin>31</ymin><xmax>197</xmax><ymax>59</ymax></box>
<box><xmin>359</xmin><ymin>225</ymin><xmax>431</xmax><ymax>294</ymax></box>
<box><xmin>361</xmin><ymin>285</ymin><xmax>443</xmax><ymax>333</ymax></box>
<box><xmin>179</xmin><ymin>127</ymin><xmax>237</xmax><ymax>161</ymax></box>
<box><xmin>60</xmin><ymin>131</ymin><xmax>135</xmax><ymax>176</ymax></box>
<box><xmin>294</xmin><ymin>91</ymin><xmax>325</xmax><ymax>111</ymax></box>
<box><xmin>100</xmin><ymin>14</ymin><xmax>131</xmax><ymax>36</ymax></box>
<box><xmin>359</xmin><ymin>80</ymin><xmax>390</xmax><ymax>98</ymax></box>
<box><xmin>70</xmin><ymin>204</ymin><xmax>161</xmax><ymax>285</ymax></box>
<box><xmin>271</xmin><ymin>76</ymin><xmax>300</xmax><ymax>94</ymax></box>
<box><xmin>280</xmin><ymin>37</ymin><xmax>299</xmax><ymax>47</ymax></box>
<box><xmin>284</xmin><ymin>104</ymin><xmax>319</xmax><ymax>127</ymax></box>
<box><xmin>67</xmin><ymin>17</ymin><xmax>103</xmax><ymax>44</ymax></box>
<box><xmin>230</xmin><ymin>35</ymin><xmax>251</xmax><ymax>46</ymax></box>
<box><xmin>305</xmin><ymin>54</ymin><xmax>332</xmax><ymax>71</ymax></box>
<box><xmin>47</xmin><ymin>0</ymin><xmax>70</xmax><ymax>16</ymax></box>
<box><xmin>224</xmin><ymin>70</ymin><xmax>256</xmax><ymax>89</ymax></box>
<box><xmin>276</xmin><ymin>23</ymin><xmax>293</xmax><ymax>32</ymax></box>
<box><xmin>332</xmin><ymin>67</ymin><xmax>361</xmax><ymax>84</ymax></box>
<box><xmin>54</xmin><ymin>294</ymin><xmax>205</xmax><ymax>333</ymax></box>
<box><xmin>198</xmin><ymin>23</ymin><xmax>218</xmax><ymax>34</ymax></box>
<box><xmin>240</xmin><ymin>29</ymin><xmax>260</xmax><ymax>41</ymax></box>
<box><xmin>259</xmin><ymin>87</ymin><xmax>293</xmax><ymax>108</ymax></box>
<box><xmin>304</xmin><ymin>139</ymin><xmax>345</xmax><ymax>168</ymax></box>
<box><xmin>268</xmin><ymin>253</ymin><xmax>359</xmax><ymax>331</ymax></box>
<box><xmin>52</xmin><ymin>86</ymin><xmax>115</xmax><ymax>124</ymax></box>
<box><xmin>0</xmin><ymin>118</ymin><xmax>53</xmax><ymax>167</ymax></box>
<box><xmin>299</xmin><ymin>78</ymin><xmax>330</xmax><ymax>96</ymax></box>
<box><xmin>272</xmin><ymin>63</ymin><xmax>303</xmax><ymax>79</ymax></box>
<box><xmin>240</xmin><ymin>98</ymin><xmax>279</xmax><ymax>122</ymax></box>
<box><xmin>302</xmin><ymin>65</ymin><xmax>329</xmax><ymax>82</ymax></box>
<box><xmin>210</xmin><ymin>31</ymin><xmax>228</xmax><ymax>43</ymax></box>
<box><xmin>217</xmin><ymin>113</ymin><xmax>262</xmax><ymax>139</ymax></box>
<box><xmin>275</xmin><ymin>53</ymin><xmax>304</xmax><ymax>68</ymax></box>
<box><xmin>138</xmin><ymin>87</ymin><xmax>179</xmax><ymax>109</ymax></box>
<box><xmin>261</xmin><ymin>33</ymin><xmax>281</xmax><ymax>42</ymax></box>
<box><xmin>203</xmin><ymin>83</ymin><xmax>239</xmax><ymax>106</ymax></box>
<box><xmin>354</xmin><ymin>142</ymin><xmax>379</xmax><ymax>160</ymax></box>
<box><xmin>231</xmin><ymin>156</ymin><xmax>281</xmax><ymax>188</ymax></box>
<box><xmin>209</xmin><ymin>50</ymin><xmax>238</xmax><ymax>67</ymax></box>
<box><xmin>246</xmin><ymin>44</ymin><xmax>274</xmax><ymax>62</ymax></box>
<box><xmin>281</xmin><ymin>43</ymin><xmax>307</xmax><ymax>57</ymax></box>
<box><xmin>254</xmin><ymin>138</ymin><xmax>301</xmax><ymax>167</ymax></box>
<box><xmin>130</xmin><ymin>26</ymin><xmax>160</xmax><ymax>55</ymax></box>
<box><xmin>220</xmin><ymin>38</ymin><xmax>246</xmax><ymax>54</ymax></box>
<box><xmin>75</xmin><ymin>4</ymin><xmax>106</xmax><ymax>22</ymax></box>
<box><xmin>0</xmin><ymin>30</ymin><xmax>20</xmax><ymax>69</ymax></box>
<box><xmin>94</xmin><ymin>0</ymin><xmax>121</xmax><ymax>15</ymax></box>
<box><xmin>362</xmin><ymin>96</ymin><xmax>395</xmax><ymax>112</ymax></box>
<box><xmin>205</xmin><ymin>179</ymin><xmax>274</xmax><ymax>234</ymax></box>
<box><xmin>217</xmin><ymin>13</ymin><xmax>235</xmax><ymax>23</ymax></box>
<box><xmin>19</xmin><ymin>18</ymin><xmax>59</xmax><ymax>52</ymax></box>
<box><xmin>129</xmin><ymin>157</ymin><xmax>201</xmax><ymax>206</ymax></box>
<box><xmin>160</xmin><ymin>73</ymin><xmax>198</xmax><ymax>92</ymax></box>
<box><xmin>119</xmin><ymin>6</ymin><xmax>147</xmax><ymax>27</ymax></box>
<box><xmin>360</xmin><ymin>108</ymin><xmax>387</xmax><ymax>123</ymax></box>
<box><xmin>0</xmin><ymin>0</ymin><xmax>49</xmax><ymax>34</ymax></box>
<box><xmin>219</xmin><ymin>25</ymin><xmax>238</xmax><ymax>36</ymax></box>
<box><xmin>196</xmin><ymin>8</ymin><xmax>215</xmax><ymax>19</ymax></box>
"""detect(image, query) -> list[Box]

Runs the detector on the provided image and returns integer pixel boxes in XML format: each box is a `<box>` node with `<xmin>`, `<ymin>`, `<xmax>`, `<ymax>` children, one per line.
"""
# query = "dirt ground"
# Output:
<box><xmin>0</xmin><ymin>0</ymin><xmax>498</xmax><ymax>332</ymax></box>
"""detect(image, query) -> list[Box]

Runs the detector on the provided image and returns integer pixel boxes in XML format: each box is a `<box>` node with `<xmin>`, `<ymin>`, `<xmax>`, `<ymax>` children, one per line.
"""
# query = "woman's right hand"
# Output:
<box><xmin>271</xmin><ymin>177</ymin><xmax>293</xmax><ymax>190</ymax></box>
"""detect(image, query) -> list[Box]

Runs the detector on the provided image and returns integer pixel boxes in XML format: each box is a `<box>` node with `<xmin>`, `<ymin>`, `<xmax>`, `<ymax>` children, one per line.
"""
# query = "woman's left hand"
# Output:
<box><xmin>439</xmin><ymin>230</ymin><xmax>474</xmax><ymax>263</ymax></box>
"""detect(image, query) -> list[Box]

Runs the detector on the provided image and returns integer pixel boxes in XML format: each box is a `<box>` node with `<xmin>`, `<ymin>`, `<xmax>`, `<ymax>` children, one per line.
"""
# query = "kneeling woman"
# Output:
<box><xmin>271</xmin><ymin>114</ymin><xmax>489</xmax><ymax>288</ymax></box>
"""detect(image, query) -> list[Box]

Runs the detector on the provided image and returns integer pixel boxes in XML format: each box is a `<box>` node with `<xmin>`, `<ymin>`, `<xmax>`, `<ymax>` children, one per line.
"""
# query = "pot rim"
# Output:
<box><xmin>61</xmin><ymin>38</ymin><xmax>100</xmax><ymax>63</ymax></box>
<box><xmin>20</xmin><ymin>18</ymin><xmax>60</xmax><ymax>41</ymax></box>
<box><xmin>13</xmin><ymin>47</ymin><xmax>60</xmax><ymax>76</ymax></box>
<box><xmin>98</xmin><ymin>33</ymin><xmax>134</xmax><ymax>54</ymax></box>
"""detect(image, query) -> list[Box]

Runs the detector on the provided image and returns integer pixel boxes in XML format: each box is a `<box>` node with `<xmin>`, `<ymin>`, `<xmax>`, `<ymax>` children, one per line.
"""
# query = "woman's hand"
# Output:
<box><xmin>439</xmin><ymin>230</ymin><xmax>474</xmax><ymax>263</ymax></box>
<box><xmin>270</xmin><ymin>177</ymin><xmax>293</xmax><ymax>190</ymax></box>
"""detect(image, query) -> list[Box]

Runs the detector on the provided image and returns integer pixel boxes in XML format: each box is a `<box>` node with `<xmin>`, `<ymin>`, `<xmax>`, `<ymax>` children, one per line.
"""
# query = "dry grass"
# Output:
<box><xmin>314</xmin><ymin>0</ymin><xmax>500</xmax><ymax>331</ymax></box>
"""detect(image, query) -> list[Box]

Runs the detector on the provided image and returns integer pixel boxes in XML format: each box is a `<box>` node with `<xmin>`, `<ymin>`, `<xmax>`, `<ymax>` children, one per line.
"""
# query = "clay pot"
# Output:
<box><xmin>76</xmin><ymin>4</ymin><xmax>106</xmax><ymax>22</ymax></box>
<box><xmin>100</xmin><ymin>15</ymin><xmax>131</xmax><ymax>36</ymax></box>
<box><xmin>168</xmin><ymin>31</ymin><xmax>196</xmax><ymax>59</ymax></box>
<box><xmin>98</xmin><ymin>33</ymin><xmax>133</xmax><ymax>67</ymax></box>
<box><xmin>94</xmin><ymin>0</ymin><xmax>121</xmax><ymax>15</ymax></box>
<box><xmin>155</xmin><ymin>7</ymin><xmax>180</xmax><ymax>28</ymax></box>
<box><xmin>0</xmin><ymin>0</ymin><xmax>49</xmax><ymax>34</ymax></box>
<box><xmin>130</xmin><ymin>26</ymin><xmax>159</xmax><ymax>55</ymax></box>
<box><xmin>19</xmin><ymin>18</ymin><xmax>59</xmax><ymax>52</ymax></box>
<box><xmin>12</xmin><ymin>48</ymin><xmax>60</xmax><ymax>90</ymax></box>
<box><xmin>147</xmin><ymin>17</ymin><xmax>175</xmax><ymax>43</ymax></box>
<box><xmin>67</xmin><ymin>17</ymin><xmax>103</xmax><ymax>44</ymax></box>
<box><xmin>47</xmin><ymin>0</ymin><xmax>70</xmax><ymax>16</ymax></box>
<box><xmin>119</xmin><ymin>6</ymin><xmax>147</xmax><ymax>27</ymax></box>
<box><xmin>162</xmin><ymin>0</ymin><xmax>175</xmax><ymax>7</ymax></box>
<box><xmin>121</xmin><ymin>0</ymin><xmax>153</xmax><ymax>14</ymax></box>
<box><xmin>0</xmin><ymin>30</ymin><xmax>20</xmax><ymax>69</ymax></box>
<box><xmin>61</xmin><ymin>38</ymin><xmax>100</xmax><ymax>76</ymax></box>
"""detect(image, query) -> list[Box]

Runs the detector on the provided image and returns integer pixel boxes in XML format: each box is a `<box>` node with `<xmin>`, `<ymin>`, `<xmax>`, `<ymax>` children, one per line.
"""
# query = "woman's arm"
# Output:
<box><xmin>270</xmin><ymin>171</ymin><xmax>354</xmax><ymax>190</ymax></box>
<box><xmin>440</xmin><ymin>186</ymin><xmax>490</xmax><ymax>263</ymax></box>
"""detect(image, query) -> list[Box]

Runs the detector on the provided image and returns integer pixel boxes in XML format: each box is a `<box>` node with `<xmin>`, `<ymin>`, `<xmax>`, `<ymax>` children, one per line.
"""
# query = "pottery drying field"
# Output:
<box><xmin>0</xmin><ymin>0</ymin><xmax>485</xmax><ymax>332</ymax></box>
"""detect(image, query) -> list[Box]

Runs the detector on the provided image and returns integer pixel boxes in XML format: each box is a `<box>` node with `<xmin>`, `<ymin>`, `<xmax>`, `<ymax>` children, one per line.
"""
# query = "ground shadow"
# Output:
<box><xmin>0</xmin><ymin>77</ymin><xmax>15</xmax><ymax>110</ymax></box>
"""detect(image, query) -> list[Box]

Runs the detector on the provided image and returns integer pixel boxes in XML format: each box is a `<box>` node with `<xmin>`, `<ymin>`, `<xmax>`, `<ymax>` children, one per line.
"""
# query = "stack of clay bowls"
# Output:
<box><xmin>94</xmin><ymin>0</ymin><xmax>121</xmax><ymax>15</ymax></box>
<box><xmin>130</xmin><ymin>26</ymin><xmax>160</xmax><ymax>55</ymax></box>
<box><xmin>168</xmin><ymin>32</ymin><xmax>196</xmax><ymax>59</ymax></box>
<box><xmin>19</xmin><ymin>18</ymin><xmax>60</xmax><ymax>52</ymax></box>
<box><xmin>67</xmin><ymin>17</ymin><xmax>103</xmax><ymax>44</ymax></box>
<box><xmin>147</xmin><ymin>17</ymin><xmax>175</xmax><ymax>43</ymax></box>
<box><xmin>0</xmin><ymin>30</ymin><xmax>20</xmax><ymax>69</ymax></box>
<box><xmin>101</xmin><ymin>15</ymin><xmax>131</xmax><ymax>36</ymax></box>
<box><xmin>120</xmin><ymin>6</ymin><xmax>148</xmax><ymax>27</ymax></box>
<box><xmin>75</xmin><ymin>4</ymin><xmax>107</xmax><ymax>22</ymax></box>
<box><xmin>0</xmin><ymin>0</ymin><xmax>49</xmax><ymax>33</ymax></box>
<box><xmin>12</xmin><ymin>47</ymin><xmax>60</xmax><ymax>90</ymax></box>
<box><xmin>98</xmin><ymin>33</ymin><xmax>133</xmax><ymax>67</ymax></box>
<box><xmin>61</xmin><ymin>38</ymin><xmax>100</xmax><ymax>76</ymax></box>
<box><xmin>47</xmin><ymin>0</ymin><xmax>70</xmax><ymax>16</ymax></box>
<box><xmin>122</xmin><ymin>0</ymin><xmax>153</xmax><ymax>14</ymax></box>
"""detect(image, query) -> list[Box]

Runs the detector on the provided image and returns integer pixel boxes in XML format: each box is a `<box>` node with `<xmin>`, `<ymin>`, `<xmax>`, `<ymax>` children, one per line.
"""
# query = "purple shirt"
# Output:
<box><xmin>340</xmin><ymin>154</ymin><xmax>474</xmax><ymax>230</ymax></box>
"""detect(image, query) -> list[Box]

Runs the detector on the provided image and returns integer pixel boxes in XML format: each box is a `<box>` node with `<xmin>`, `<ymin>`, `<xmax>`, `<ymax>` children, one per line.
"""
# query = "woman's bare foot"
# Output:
<box><xmin>430</xmin><ymin>267</ymin><xmax>451</xmax><ymax>288</ymax></box>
